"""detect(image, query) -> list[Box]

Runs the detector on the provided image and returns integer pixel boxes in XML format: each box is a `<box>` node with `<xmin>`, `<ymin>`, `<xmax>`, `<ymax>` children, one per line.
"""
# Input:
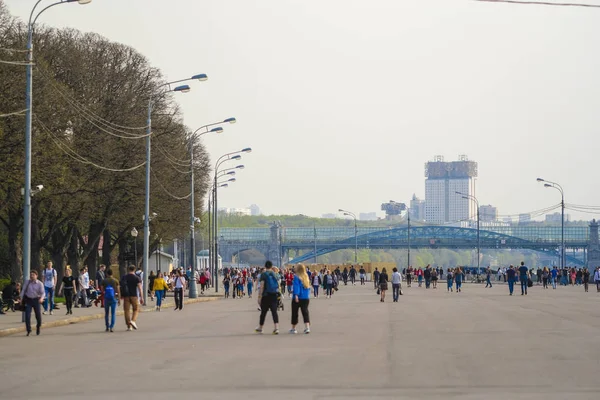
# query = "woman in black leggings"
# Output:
<box><xmin>59</xmin><ymin>268</ymin><xmax>76</xmax><ymax>315</ymax></box>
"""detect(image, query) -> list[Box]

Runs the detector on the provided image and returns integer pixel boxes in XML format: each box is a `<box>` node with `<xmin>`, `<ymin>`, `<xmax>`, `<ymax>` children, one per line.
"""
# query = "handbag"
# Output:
<box><xmin>376</xmin><ymin>288</ymin><xmax>380</xmax><ymax>295</ymax></box>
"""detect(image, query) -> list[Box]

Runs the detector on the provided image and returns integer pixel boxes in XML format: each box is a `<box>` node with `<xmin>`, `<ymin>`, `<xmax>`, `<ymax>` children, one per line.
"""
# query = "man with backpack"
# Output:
<box><xmin>255</xmin><ymin>260</ymin><xmax>280</xmax><ymax>335</ymax></box>
<box><xmin>101</xmin><ymin>269</ymin><xmax>120</xmax><ymax>332</ymax></box>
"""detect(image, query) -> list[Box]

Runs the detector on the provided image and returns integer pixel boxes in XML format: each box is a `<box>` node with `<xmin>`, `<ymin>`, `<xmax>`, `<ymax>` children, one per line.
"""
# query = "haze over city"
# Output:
<box><xmin>6</xmin><ymin>0</ymin><xmax>600</xmax><ymax>219</ymax></box>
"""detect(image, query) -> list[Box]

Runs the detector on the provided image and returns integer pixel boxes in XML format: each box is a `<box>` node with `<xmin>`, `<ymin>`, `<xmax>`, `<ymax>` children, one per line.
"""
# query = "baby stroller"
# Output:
<box><xmin>277</xmin><ymin>292</ymin><xmax>284</xmax><ymax>311</ymax></box>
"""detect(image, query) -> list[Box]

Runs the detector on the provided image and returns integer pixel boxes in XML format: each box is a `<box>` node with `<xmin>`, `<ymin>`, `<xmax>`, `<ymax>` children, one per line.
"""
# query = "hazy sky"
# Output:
<box><xmin>6</xmin><ymin>0</ymin><xmax>600</xmax><ymax>220</ymax></box>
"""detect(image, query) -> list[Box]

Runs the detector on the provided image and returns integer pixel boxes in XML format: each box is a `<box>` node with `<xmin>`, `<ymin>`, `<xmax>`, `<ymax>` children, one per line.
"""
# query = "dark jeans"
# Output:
<box><xmin>64</xmin><ymin>289</ymin><xmax>74</xmax><ymax>312</ymax></box>
<box><xmin>508</xmin><ymin>280</ymin><xmax>514</xmax><ymax>294</ymax></box>
<box><xmin>291</xmin><ymin>298</ymin><xmax>310</xmax><ymax>325</ymax></box>
<box><xmin>425</xmin><ymin>279</ymin><xmax>431</xmax><ymax>288</ymax></box>
<box><xmin>326</xmin><ymin>283</ymin><xmax>333</xmax><ymax>296</ymax></box>
<box><xmin>392</xmin><ymin>283</ymin><xmax>400</xmax><ymax>301</ymax></box>
<box><xmin>259</xmin><ymin>293</ymin><xmax>279</xmax><ymax>325</ymax></box>
<box><xmin>174</xmin><ymin>288</ymin><xmax>183</xmax><ymax>310</ymax></box>
<box><xmin>313</xmin><ymin>285</ymin><xmax>319</xmax><ymax>297</ymax></box>
<box><xmin>104</xmin><ymin>299</ymin><xmax>117</xmax><ymax>329</ymax></box>
<box><xmin>520</xmin><ymin>278</ymin><xmax>528</xmax><ymax>294</ymax></box>
<box><xmin>485</xmin><ymin>276</ymin><xmax>492</xmax><ymax>288</ymax></box>
<box><xmin>24</xmin><ymin>297</ymin><xmax>42</xmax><ymax>333</ymax></box>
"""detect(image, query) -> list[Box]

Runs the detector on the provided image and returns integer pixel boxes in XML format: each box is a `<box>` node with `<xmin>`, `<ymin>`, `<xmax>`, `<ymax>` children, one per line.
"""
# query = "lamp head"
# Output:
<box><xmin>224</xmin><ymin>117</ymin><xmax>237</xmax><ymax>124</ymax></box>
<box><xmin>241</xmin><ymin>147</ymin><xmax>252</xmax><ymax>153</ymax></box>
<box><xmin>228</xmin><ymin>178</ymin><xmax>236</xmax><ymax>182</ymax></box>
<box><xmin>338</xmin><ymin>209</ymin><xmax>344</xmax><ymax>212</ymax></box>
<box><xmin>536</xmin><ymin>178</ymin><xmax>545</xmax><ymax>182</ymax></box>
<box><xmin>211</xmin><ymin>127</ymin><xmax>224</xmax><ymax>134</ymax></box>
<box><xmin>220</xmin><ymin>184</ymin><xmax>229</xmax><ymax>188</ymax></box>
<box><xmin>231</xmin><ymin>155</ymin><xmax>242</xmax><ymax>160</ymax></box>
<box><xmin>173</xmin><ymin>85</ymin><xmax>191</xmax><ymax>93</ymax></box>
<box><xmin>226</xmin><ymin>171</ymin><xmax>236</xmax><ymax>176</ymax></box>
<box><xmin>192</xmin><ymin>73</ymin><xmax>208</xmax><ymax>81</ymax></box>
<box><xmin>544</xmin><ymin>184</ymin><xmax>552</xmax><ymax>188</ymax></box>
<box><xmin>130</xmin><ymin>227</ymin><xmax>138</xmax><ymax>237</ymax></box>
<box><xmin>76</xmin><ymin>0</ymin><xmax>92</xmax><ymax>4</ymax></box>
<box><xmin>236</xmin><ymin>165</ymin><xmax>245</xmax><ymax>169</ymax></box>
<box><xmin>462</xmin><ymin>196</ymin><xmax>468</xmax><ymax>200</ymax></box>
<box><xmin>455</xmin><ymin>191</ymin><xmax>462</xmax><ymax>195</ymax></box>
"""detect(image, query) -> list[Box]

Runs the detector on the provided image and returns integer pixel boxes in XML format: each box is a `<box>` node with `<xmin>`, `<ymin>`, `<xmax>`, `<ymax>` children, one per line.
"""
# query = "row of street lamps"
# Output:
<box><xmin>20</xmin><ymin>0</ymin><xmax>250</xmax><ymax>300</ymax></box>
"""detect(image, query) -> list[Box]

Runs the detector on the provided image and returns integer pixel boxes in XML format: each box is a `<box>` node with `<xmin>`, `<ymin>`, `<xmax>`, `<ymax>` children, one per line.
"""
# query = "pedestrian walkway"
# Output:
<box><xmin>0</xmin><ymin>287</ymin><xmax>222</xmax><ymax>337</ymax></box>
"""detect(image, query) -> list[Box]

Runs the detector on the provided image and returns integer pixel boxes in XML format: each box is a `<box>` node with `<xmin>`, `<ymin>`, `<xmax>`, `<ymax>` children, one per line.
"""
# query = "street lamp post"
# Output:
<box><xmin>456</xmin><ymin>191</ymin><xmax>480</xmax><ymax>275</ymax></box>
<box><xmin>339</xmin><ymin>209</ymin><xmax>358</xmax><ymax>263</ymax></box>
<box><xmin>22</xmin><ymin>0</ymin><xmax>92</xmax><ymax>283</ymax></box>
<box><xmin>142</xmin><ymin>73</ymin><xmax>207</xmax><ymax>304</ymax></box>
<box><xmin>213</xmin><ymin>148</ymin><xmax>251</xmax><ymax>292</ymax></box>
<box><xmin>187</xmin><ymin>120</ymin><xmax>234</xmax><ymax>298</ymax></box>
<box><xmin>407</xmin><ymin>207</ymin><xmax>411</xmax><ymax>269</ymax></box>
<box><xmin>537</xmin><ymin>178</ymin><xmax>565</xmax><ymax>269</ymax></box>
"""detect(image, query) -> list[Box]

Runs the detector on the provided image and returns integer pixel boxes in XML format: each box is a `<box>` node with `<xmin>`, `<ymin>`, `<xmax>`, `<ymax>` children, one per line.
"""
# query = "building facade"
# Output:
<box><xmin>410</xmin><ymin>194</ymin><xmax>426</xmax><ymax>221</ymax></box>
<box><xmin>479</xmin><ymin>205</ymin><xmax>498</xmax><ymax>222</ymax></box>
<box><xmin>424</xmin><ymin>155</ymin><xmax>477</xmax><ymax>224</ymax></box>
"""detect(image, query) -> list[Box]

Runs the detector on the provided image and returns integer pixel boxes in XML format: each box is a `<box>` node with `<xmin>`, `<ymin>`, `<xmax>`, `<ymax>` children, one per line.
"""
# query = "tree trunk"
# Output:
<box><xmin>102</xmin><ymin>228</ymin><xmax>112</xmax><ymax>268</ymax></box>
<box><xmin>117</xmin><ymin>236</ymin><xmax>128</xmax><ymax>278</ymax></box>
<box><xmin>7</xmin><ymin>211</ymin><xmax>21</xmax><ymax>282</ymax></box>
<box><xmin>67</xmin><ymin>226</ymin><xmax>81</xmax><ymax>278</ymax></box>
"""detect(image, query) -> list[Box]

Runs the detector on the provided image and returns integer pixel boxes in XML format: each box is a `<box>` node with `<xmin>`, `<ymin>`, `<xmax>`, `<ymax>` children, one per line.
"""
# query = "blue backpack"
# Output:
<box><xmin>264</xmin><ymin>271</ymin><xmax>280</xmax><ymax>294</ymax></box>
<box><xmin>104</xmin><ymin>285</ymin><xmax>115</xmax><ymax>302</ymax></box>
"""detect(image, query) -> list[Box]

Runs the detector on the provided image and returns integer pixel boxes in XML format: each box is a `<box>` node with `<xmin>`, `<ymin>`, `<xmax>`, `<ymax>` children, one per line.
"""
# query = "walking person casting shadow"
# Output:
<box><xmin>289</xmin><ymin>264</ymin><xmax>311</xmax><ymax>334</ymax></box>
<box><xmin>379</xmin><ymin>268</ymin><xmax>389</xmax><ymax>302</ymax></box>
<box><xmin>255</xmin><ymin>261</ymin><xmax>280</xmax><ymax>335</ymax></box>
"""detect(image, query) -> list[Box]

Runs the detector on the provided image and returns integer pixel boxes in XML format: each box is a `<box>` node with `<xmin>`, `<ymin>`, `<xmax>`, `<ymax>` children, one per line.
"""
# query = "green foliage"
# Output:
<box><xmin>0</xmin><ymin>278</ymin><xmax>11</xmax><ymax>291</ymax></box>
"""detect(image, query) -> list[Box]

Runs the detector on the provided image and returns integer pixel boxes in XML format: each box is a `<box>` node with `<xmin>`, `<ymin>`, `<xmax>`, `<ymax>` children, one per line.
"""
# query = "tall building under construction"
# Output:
<box><xmin>424</xmin><ymin>155</ymin><xmax>478</xmax><ymax>224</ymax></box>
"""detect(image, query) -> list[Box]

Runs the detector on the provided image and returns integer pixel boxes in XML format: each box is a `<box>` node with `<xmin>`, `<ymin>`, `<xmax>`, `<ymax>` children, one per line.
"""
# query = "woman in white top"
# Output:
<box><xmin>391</xmin><ymin>267</ymin><xmax>403</xmax><ymax>303</ymax></box>
<box><xmin>173</xmin><ymin>270</ymin><xmax>186</xmax><ymax>311</ymax></box>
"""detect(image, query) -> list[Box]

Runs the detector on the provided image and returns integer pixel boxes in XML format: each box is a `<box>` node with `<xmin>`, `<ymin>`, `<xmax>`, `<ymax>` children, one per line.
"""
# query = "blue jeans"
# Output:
<box><xmin>313</xmin><ymin>285</ymin><xmax>319</xmax><ymax>297</ymax></box>
<box><xmin>508</xmin><ymin>280</ymin><xmax>514</xmax><ymax>294</ymax></box>
<box><xmin>551</xmin><ymin>277</ymin><xmax>557</xmax><ymax>289</ymax></box>
<box><xmin>520</xmin><ymin>277</ymin><xmax>528</xmax><ymax>294</ymax></box>
<box><xmin>455</xmin><ymin>279</ymin><xmax>462</xmax><ymax>291</ymax></box>
<box><xmin>43</xmin><ymin>286</ymin><xmax>54</xmax><ymax>312</ymax></box>
<box><xmin>447</xmin><ymin>278</ymin><xmax>453</xmax><ymax>290</ymax></box>
<box><xmin>485</xmin><ymin>276</ymin><xmax>492</xmax><ymax>287</ymax></box>
<box><xmin>392</xmin><ymin>283</ymin><xmax>400</xmax><ymax>301</ymax></box>
<box><xmin>248</xmin><ymin>284</ymin><xmax>253</xmax><ymax>297</ymax></box>
<box><xmin>156</xmin><ymin>290</ymin><xmax>164</xmax><ymax>307</ymax></box>
<box><xmin>104</xmin><ymin>299</ymin><xmax>117</xmax><ymax>329</ymax></box>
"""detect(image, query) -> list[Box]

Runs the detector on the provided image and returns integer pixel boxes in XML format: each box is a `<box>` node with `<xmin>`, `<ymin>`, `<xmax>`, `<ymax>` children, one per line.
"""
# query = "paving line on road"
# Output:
<box><xmin>0</xmin><ymin>296</ymin><xmax>222</xmax><ymax>337</ymax></box>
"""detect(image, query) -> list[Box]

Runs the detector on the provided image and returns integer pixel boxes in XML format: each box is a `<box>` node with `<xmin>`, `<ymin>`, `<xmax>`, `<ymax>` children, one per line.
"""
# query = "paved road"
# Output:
<box><xmin>1</xmin><ymin>283</ymin><xmax>599</xmax><ymax>400</ymax></box>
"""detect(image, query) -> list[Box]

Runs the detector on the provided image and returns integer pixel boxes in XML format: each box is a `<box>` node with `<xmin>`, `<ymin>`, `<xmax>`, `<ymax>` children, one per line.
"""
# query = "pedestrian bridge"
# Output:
<box><xmin>218</xmin><ymin>224</ymin><xmax>591</xmax><ymax>266</ymax></box>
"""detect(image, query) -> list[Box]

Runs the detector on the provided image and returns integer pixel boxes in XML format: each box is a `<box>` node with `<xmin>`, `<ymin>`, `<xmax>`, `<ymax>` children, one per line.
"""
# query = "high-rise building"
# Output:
<box><xmin>410</xmin><ymin>194</ymin><xmax>426</xmax><ymax>221</ymax></box>
<box><xmin>322</xmin><ymin>213</ymin><xmax>337</xmax><ymax>219</ymax></box>
<box><xmin>479</xmin><ymin>205</ymin><xmax>497</xmax><ymax>222</ymax></box>
<box><xmin>424</xmin><ymin>155</ymin><xmax>477</xmax><ymax>224</ymax></box>
<box><xmin>249</xmin><ymin>204</ymin><xmax>262</xmax><ymax>216</ymax></box>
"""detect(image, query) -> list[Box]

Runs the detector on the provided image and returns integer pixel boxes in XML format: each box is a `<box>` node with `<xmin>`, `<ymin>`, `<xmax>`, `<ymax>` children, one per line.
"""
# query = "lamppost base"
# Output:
<box><xmin>189</xmin><ymin>280</ymin><xmax>198</xmax><ymax>299</ymax></box>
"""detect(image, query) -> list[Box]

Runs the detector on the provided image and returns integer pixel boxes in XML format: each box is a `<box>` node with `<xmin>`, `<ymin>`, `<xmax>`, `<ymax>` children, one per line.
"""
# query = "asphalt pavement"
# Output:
<box><xmin>1</xmin><ymin>282</ymin><xmax>599</xmax><ymax>400</ymax></box>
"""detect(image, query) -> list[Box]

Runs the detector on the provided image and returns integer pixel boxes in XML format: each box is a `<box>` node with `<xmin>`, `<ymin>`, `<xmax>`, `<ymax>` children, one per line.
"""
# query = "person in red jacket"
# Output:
<box><xmin>285</xmin><ymin>270</ymin><xmax>294</xmax><ymax>298</ymax></box>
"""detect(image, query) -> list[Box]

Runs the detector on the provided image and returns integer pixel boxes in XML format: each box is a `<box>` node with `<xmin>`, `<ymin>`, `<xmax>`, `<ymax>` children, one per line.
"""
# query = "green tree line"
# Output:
<box><xmin>0</xmin><ymin>1</ymin><xmax>210</xmax><ymax>283</ymax></box>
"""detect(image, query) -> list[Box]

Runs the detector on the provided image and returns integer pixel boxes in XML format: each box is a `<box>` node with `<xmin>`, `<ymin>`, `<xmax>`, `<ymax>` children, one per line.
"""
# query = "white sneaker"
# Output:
<box><xmin>304</xmin><ymin>328</ymin><xmax>310</xmax><ymax>334</ymax></box>
<box><xmin>42</xmin><ymin>311</ymin><xmax>47</xmax><ymax>315</ymax></box>
<box><xmin>127</xmin><ymin>327</ymin><xmax>132</xmax><ymax>331</ymax></box>
<box><xmin>49</xmin><ymin>311</ymin><xmax>53</xmax><ymax>315</ymax></box>
<box><xmin>130</xmin><ymin>321</ymin><xmax>138</xmax><ymax>330</ymax></box>
<box><xmin>289</xmin><ymin>329</ymin><xmax>297</xmax><ymax>334</ymax></box>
